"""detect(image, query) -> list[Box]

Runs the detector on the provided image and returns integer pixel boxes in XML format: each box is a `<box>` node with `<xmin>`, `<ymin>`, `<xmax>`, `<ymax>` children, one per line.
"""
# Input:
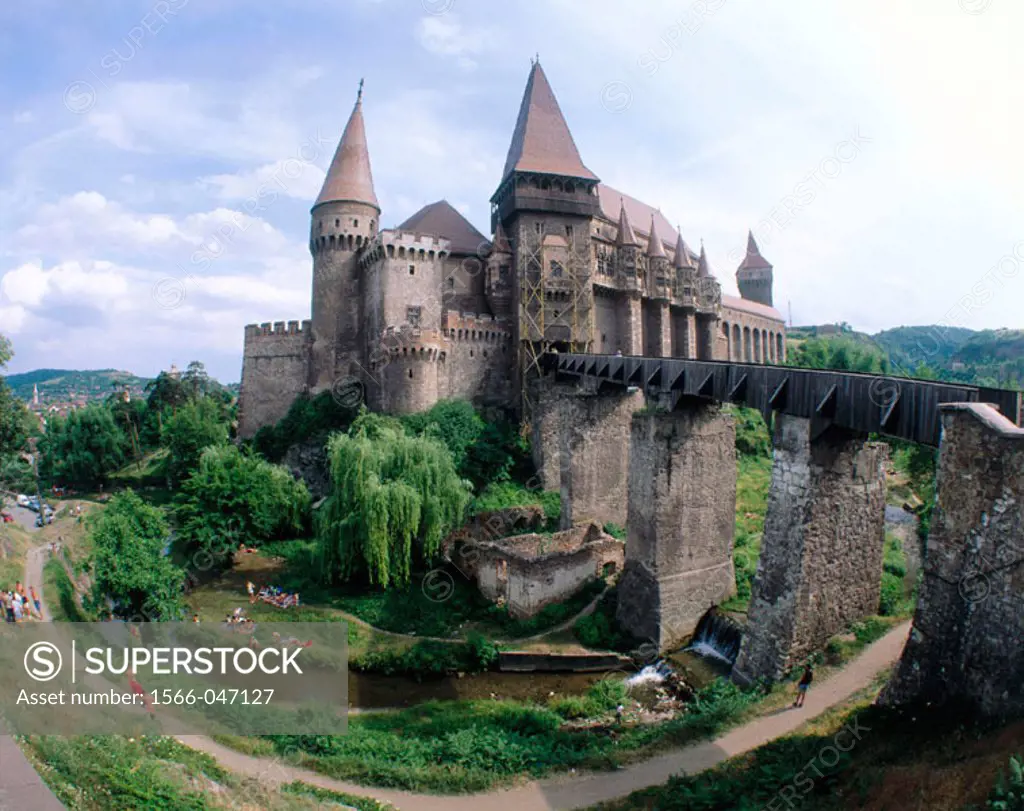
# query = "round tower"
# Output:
<box><xmin>736</xmin><ymin>230</ymin><xmax>774</xmax><ymax>308</ymax></box>
<box><xmin>309</xmin><ymin>80</ymin><xmax>380</xmax><ymax>392</ymax></box>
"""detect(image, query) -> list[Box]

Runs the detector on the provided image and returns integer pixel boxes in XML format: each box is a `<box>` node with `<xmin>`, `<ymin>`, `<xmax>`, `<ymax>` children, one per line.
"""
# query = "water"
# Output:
<box><xmin>687</xmin><ymin>609</ymin><xmax>745</xmax><ymax>665</ymax></box>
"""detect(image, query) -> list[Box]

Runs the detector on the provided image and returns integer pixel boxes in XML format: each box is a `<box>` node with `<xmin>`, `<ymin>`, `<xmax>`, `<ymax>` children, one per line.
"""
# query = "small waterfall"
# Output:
<box><xmin>687</xmin><ymin>609</ymin><xmax>744</xmax><ymax>666</ymax></box>
<box><xmin>625</xmin><ymin>660</ymin><xmax>674</xmax><ymax>688</ymax></box>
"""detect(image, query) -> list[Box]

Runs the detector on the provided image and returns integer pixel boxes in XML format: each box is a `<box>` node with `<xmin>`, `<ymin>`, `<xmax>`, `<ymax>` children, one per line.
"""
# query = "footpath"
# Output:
<box><xmin>12</xmin><ymin>535</ymin><xmax>911</xmax><ymax>811</ymax></box>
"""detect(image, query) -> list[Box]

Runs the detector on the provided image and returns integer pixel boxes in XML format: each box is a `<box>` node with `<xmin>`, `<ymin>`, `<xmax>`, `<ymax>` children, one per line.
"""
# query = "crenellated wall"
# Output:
<box><xmin>880</xmin><ymin>403</ymin><xmax>1024</xmax><ymax>717</ymax></box>
<box><xmin>442</xmin><ymin>312</ymin><xmax>514</xmax><ymax>406</ymax></box>
<box><xmin>239</xmin><ymin>320</ymin><xmax>312</xmax><ymax>438</ymax></box>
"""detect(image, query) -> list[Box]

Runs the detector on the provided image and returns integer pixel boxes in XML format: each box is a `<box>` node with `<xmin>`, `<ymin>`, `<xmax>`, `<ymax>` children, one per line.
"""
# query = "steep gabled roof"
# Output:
<box><xmin>315</xmin><ymin>82</ymin><xmax>379</xmax><ymax>210</ymax></box>
<box><xmin>500</xmin><ymin>61</ymin><xmax>598</xmax><ymax>182</ymax></box>
<box><xmin>616</xmin><ymin>199</ymin><xmax>638</xmax><ymax>247</ymax></box>
<box><xmin>596</xmin><ymin>185</ymin><xmax>695</xmax><ymax>264</ymax></box>
<box><xmin>396</xmin><ymin>200</ymin><xmax>488</xmax><ymax>255</ymax></box>
<box><xmin>737</xmin><ymin>230</ymin><xmax>773</xmax><ymax>271</ymax></box>
<box><xmin>646</xmin><ymin>215</ymin><xmax>667</xmax><ymax>259</ymax></box>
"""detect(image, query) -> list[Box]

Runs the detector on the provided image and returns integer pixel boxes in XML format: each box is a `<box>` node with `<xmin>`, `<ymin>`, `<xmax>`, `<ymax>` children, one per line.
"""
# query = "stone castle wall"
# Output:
<box><xmin>881</xmin><ymin>403</ymin><xmax>1024</xmax><ymax>716</ymax></box>
<box><xmin>239</xmin><ymin>321</ymin><xmax>312</xmax><ymax>439</ymax></box>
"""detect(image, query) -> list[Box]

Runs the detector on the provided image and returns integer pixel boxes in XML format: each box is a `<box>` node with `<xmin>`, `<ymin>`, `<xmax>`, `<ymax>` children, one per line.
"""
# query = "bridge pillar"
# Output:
<box><xmin>880</xmin><ymin>403</ymin><xmax>1024</xmax><ymax>716</ymax></box>
<box><xmin>733</xmin><ymin>414</ymin><xmax>888</xmax><ymax>683</ymax></box>
<box><xmin>616</xmin><ymin>403</ymin><xmax>737</xmax><ymax>650</ymax></box>
<box><xmin>621</xmin><ymin>292</ymin><xmax>643</xmax><ymax>355</ymax></box>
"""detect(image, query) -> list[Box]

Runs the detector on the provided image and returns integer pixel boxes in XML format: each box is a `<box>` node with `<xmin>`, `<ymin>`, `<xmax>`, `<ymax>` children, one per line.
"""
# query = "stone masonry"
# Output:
<box><xmin>616</xmin><ymin>404</ymin><xmax>737</xmax><ymax>650</ymax></box>
<box><xmin>733</xmin><ymin>414</ymin><xmax>888</xmax><ymax>683</ymax></box>
<box><xmin>880</xmin><ymin>403</ymin><xmax>1024</xmax><ymax>716</ymax></box>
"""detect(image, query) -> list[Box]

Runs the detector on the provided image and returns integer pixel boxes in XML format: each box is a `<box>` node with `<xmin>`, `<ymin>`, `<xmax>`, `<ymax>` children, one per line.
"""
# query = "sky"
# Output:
<box><xmin>1</xmin><ymin>0</ymin><xmax>1022</xmax><ymax>383</ymax></box>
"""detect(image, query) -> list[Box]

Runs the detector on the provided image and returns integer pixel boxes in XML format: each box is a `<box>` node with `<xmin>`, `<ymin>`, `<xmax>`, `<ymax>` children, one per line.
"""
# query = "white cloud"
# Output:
<box><xmin>415</xmin><ymin>16</ymin><xmax>494</xmax><ymax>71</ymax></box>
<box><xmin>200</xmin><ymin>159</ymin><xmax>326</xmax><ymax>202</ymax></box>
<box><xmin>13</xmin><ymin>111</ymin><xmax>34</xmax><ymax>124</ymax></box>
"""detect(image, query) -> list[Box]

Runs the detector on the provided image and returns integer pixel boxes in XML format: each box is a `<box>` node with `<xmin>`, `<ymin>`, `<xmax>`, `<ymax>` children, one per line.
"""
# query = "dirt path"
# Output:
<box><xmin>178</xmin><ymin>622</ymin><xmax>911</xmax><ymax>811</ymax></box>
<box><xmin>16</xmin><ymin>532</ymin><xmax>911</xmax><ymax>811</ymax></box>
<box><xmin>0</xmin><ymin>540</ymin><xmax>64</xmax><ymax>810</ymax></box>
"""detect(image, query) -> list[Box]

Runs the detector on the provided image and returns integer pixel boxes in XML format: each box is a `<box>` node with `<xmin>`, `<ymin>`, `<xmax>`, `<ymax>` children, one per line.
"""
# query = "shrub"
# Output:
<box><xmin>252</xmin><ymin>391</ymin><xmax>358</xmax><ymax>463</ymax></box>
<box><xmin>471</xmin><ymin>482</ymin><xmax>560</xmax><ymax>529</ymax></box>
<box><xmin>986</xmin><ymin>755</ymin><xmax>1024</xmax><ymax>810</ymax></box>
<box><xmin>603</xmin><ymin>522</ymin><xmax>626</xmax><ymax>540</ymax></box>
<box><xmin>879</xmin><ymin>572</ymin><xmax>903</xmax><ymax>616</ymax></box>
<box><xmin>161</xmin><ymin>398</ymin><xmax>229</xmax><ymax>485</ymax></box>
<box><xmin>174</xmin><ymin>445</ymin><xmax>311</xmax><ymax>571</ymax></box>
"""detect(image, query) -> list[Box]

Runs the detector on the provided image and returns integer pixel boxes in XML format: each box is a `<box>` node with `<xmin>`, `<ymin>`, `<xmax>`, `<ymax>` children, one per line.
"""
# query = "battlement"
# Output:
<box><xmin>370</xmin><ymin>325</ymin><xmax>448</xmax><ymax>367</ymax></box>
<box><xmin>444</xmin><ymin>311</ymin><xmax>513</xmax><ymax>341</ymax></box>
<box><xmin>244</xmin><ymin>320</ymin><xmax>313</xmax><ymax>341</ymax></box>
<box><xmin>381</xmin><ymin>229</ymin><xmax>451</xmax><ymax>258</ymax></box>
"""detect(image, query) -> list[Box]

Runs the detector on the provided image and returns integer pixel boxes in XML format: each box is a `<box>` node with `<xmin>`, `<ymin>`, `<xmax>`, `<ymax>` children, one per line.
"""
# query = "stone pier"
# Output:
<box><xmin>616</xmin><ymin>404</ymin><xmax>737</xmax><ymax>650</ymax></box>
<box><xmin>880</xmin><ymin>403</ymin><xmax>1024</xmax><ymax>716</ymax></box>
<box><xmin>733</xmin><ymin>414</ymin><xmax>888</xmax><ymax>683</ymax></box>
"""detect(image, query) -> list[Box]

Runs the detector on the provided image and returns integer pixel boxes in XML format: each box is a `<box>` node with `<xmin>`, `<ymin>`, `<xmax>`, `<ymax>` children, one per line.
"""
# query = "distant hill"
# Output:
<box><xmin>6</xmin><ymin>369</ymin><xmax>151</xmax><ymax>404</ymax></box>
<box><xmin>790</xmin><ymin>324</ymin><xmax>1023</xmax><ymax>388</ymax></box>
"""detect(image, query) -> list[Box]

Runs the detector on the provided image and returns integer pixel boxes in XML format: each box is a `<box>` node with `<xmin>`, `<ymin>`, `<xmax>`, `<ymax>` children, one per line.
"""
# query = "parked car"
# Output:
<box><xmin>26</xmin><ymin>497</ymin><xmax>40</xmax><ymax>513</ymax></box>
<box><xmin>1</xmin><ymin>512</ymin><xmax>13</xmax><ymax>523</ymax></box>
<box><xmin>16</xmin><ymin>494</ymin><xmax>30</xmax><ymax>508</ymax></box>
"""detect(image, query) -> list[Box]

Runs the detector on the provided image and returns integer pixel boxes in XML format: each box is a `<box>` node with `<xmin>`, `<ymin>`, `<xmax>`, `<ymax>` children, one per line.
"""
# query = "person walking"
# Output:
<box><xmin>30</xmin><ymin>586</ymin><xmax>41</xmax><ymax>618</ymax></box>
<box><xmin>793</xmin><ymin>664</ymin><xmax>814</xmax><ymax>708</ymax></box>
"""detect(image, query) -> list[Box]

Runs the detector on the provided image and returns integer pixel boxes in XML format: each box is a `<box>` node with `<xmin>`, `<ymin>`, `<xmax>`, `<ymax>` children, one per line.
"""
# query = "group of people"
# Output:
<box><xmin>1</xmin><ymin>581</ymin><xmax>41</xmax><ymax>622</ymax></box>
<box><xmin>245</xmin><ymin>580</ymin><xmax>301</xmax><ymax>609</ymax></box>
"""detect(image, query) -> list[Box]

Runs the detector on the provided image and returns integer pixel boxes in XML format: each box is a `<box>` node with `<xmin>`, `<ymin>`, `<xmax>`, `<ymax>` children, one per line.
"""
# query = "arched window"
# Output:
<box><xmin>550</xmin><ymin>260</ymin><xmax>564</xmax><ymax>278</ymax></box>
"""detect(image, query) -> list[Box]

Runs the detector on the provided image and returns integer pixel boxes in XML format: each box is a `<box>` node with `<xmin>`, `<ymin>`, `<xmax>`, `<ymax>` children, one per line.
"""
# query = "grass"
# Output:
<box><xmin>21</xmin><ymin>734</ymin><xmax>384</xmax><ymax>810</ymax></box>
<box><xmin>44</xmin><ymin>555</ymin><xmax>91</xmax><ymax>621</ymax></box>
<box><xmin>0</xmin><ymin>517</ymin><xmax>30</xmax><ymax>588</ymax></box>
<box><xmin>281</xmin><ymin>782</ymin><xmax>397</xmax><ymax>810</ymax></box>
<box><xmin>722</xmin><ymin>454</ymin><xmax>773</xmax><ymax>614</ymax></box>
<box><xmin>216</xmin><ymin>677</ymin><xmax>767</xmax><ymax>794</ymax></box>
<box><xmin>591</xmin><ymin>691</ymin><xmax>1024</xmax><ymax>811</ymax></box>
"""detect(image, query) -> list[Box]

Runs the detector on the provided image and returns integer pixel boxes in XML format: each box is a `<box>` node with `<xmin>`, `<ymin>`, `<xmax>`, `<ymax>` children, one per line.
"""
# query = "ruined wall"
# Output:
<box><xmin>733</xmin><ymin>415</ymin><xmax>888</xmax><ymax>683</ymax></box>
<box><xmin>559</xmin><ymin>387</ymin><xmax>644</xmax><ymax>529</ymax></box>
<box><xmin>881</xmin><ymin>403</ymin><xmax>1024</xmax><ymax>717</ymax></box>
<box><xmin>506</xmin><ymin>538</ymin><xmax>621</xmax><ymax>618</ymax></box>
<box><xmin>238</xmin><ymin>321</ymin><xmax>312</xmax><ymax>439</ymax></box>
<box><xmin>530</xmin><ymin>379</ymin><xmax>577</xmax><ymax>490</ymax></box>
<box><xmin>616</xmin><ymin>404</ymin><xmax>737</xmax><ymax>649</ymax></box>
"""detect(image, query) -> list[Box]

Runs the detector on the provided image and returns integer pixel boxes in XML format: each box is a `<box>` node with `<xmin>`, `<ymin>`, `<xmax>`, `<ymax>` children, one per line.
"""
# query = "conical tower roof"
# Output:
<box><xmin>697</xmin><ymin>241</ymin><xmax>712</xmax><ymax>278</ymax></box>
<box><xmin>314</xmin><ymin>81</ymin><xmax>379</xmax><ymax>210</ymax></box>
<box><xmin>674</xmin><ymin>227</ymin><xmax>696</xmax><ymax>269</ymax></box>
<box><xmin>501</xmin><ymin>61</ymin><xmax>598</xmax><ymax>182</ymax></box>
<box><xmin>616</xmin><ymin>199</ymin><xmax>638</xmax><ymax>247</ymax></box>
<box><xmin>492</xmin><ymin>221</ymin><xmax>512</xmax><ymax>254</ymax></box>
<box><xmin>646</xmin><ymin>215</ymin><xmax>667</xmax><ymax>259</ymax></box>
<box><xmin>737</xmin><ymin>230</ymin><xmax>772</xmax><ymax>270</ymax></box>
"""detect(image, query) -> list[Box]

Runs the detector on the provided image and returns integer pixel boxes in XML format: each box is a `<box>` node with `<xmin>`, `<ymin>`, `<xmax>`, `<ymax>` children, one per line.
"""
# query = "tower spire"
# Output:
<box><xmin>314</xmin><ymin>80</ymin><xmax>379</xmax><ymax>210</ymax></box>
<box><xmin>673</xmin><ymin>225</ymin><xmax>695</xmax><ymax>269</ymax></box>
<box><xmin>616</xmin><ymin>198</ymin><xmax>638</xmax><ymax>247</ymax></box>
<box><xmin>646</xmin><ymin>214</ymin><xmax>666</xmax><ymax>259</ymax></box>
<box><xmin>697</xmin><ymin>240</ymin><xmax>711</xmax><ymax>278</ymax></box>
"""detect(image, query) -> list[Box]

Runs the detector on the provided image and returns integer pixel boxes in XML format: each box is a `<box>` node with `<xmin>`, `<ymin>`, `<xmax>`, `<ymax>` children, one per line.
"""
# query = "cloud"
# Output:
<box><xmin>13</xmin><ymin>111</ymin><xmax>34</xmax><ymax>124</ymax></box>
<box><xmin>415</xmin><ymin>16</ymin><xmax>495</xmax><ymax>71</ymax></box>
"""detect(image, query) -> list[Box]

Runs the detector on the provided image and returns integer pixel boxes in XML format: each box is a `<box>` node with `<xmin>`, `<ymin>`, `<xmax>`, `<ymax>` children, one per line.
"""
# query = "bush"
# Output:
<box><xmin>879</xmin><ymin>572</ymin><xmax>903</xmax><ymax>616</ymax></box>
<box><xmin>730</xmin><ymin>405</ymin><xmax>772</xmax><ymax>457</ymax></box>
<box><xmin>350</xmin><ymin>636</ymin><xmax>498</xmax><ymax>677</ymax></box>
<box><xmin>252</xmin><ymin>391</ymin><xmax>358</xmax><ymax>463</ymax></box>
<box><xmin>471</xmin><ymin>482</ymin><xmax>561</xmax><ymax>529</ymax></box>
<box><xmin>603</xmin><ymin>523</ymin><xmax>626</xmax><ymax>540</ymax></box>
<box><xmin>174</xmin><ymin>445</ymin><xmax>311</xmax><ymax>571</ymax></box>
<box><xmin>986</xmin><ymin>755</ymin><xmax>1024</xmax><ymax>810</ymax></box>
<box><xmin>161</xmin><ymin>398</ymin><xmax>229</xmax><ymax>485</ymax></box>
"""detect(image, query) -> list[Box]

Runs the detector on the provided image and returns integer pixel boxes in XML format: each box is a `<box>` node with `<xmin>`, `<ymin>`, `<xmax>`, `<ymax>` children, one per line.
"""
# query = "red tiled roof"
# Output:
<box><xmin>315</xmin><ymin>85</ymin><xmax>379</xmax><ymax>210</ymax></box>
<box><xmin>721</xmin><ymin>294</ymin><xmax>784</xmax><ymax>322</ymax></box>
<box><xmin>396</xmin><ymin>200</ymin><xmax>488</xmax><ymax>255</ymax></box>
<box><xmin>596</xmin><ymin>184</ymin><xmax>697</xmax><ymax>266</ymax></box>
<box><xmin>501</xmin><ymin>62</ymin><xmax>599</xmax><ymax>182</ymax></box>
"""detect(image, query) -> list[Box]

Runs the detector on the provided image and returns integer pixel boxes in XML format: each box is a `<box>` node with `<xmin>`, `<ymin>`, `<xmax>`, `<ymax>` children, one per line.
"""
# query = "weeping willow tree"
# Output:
<box><xmin>317</xmin><ymin>413</ymin><xmax>471</xmax><ymax>589</ymax></box>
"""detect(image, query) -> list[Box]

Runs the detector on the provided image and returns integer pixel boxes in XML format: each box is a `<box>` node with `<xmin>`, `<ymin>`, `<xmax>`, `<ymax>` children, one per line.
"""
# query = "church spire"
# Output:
<box><xmin>616</xmin><ymin>199</ymin><xmax>638</xmax><ymax>247</ymax></box>
<box><xmin>673</xmin><ymin>226</ymin><xmax>695</xmax><ymax>269</ymax></box>
<box><xmin>500</xmin><ymin>61</ymin><xmax>598</xmax><ymax>182</ymax></box>
<box><xmin>646</xmin><ymin>215</ymin><xmax>667</xmax><ymax>259</ymax></box>
<box><xmin>314</xmin><ymin>81</ymin><xmax>379</xmax><ymax>210</ymax></box>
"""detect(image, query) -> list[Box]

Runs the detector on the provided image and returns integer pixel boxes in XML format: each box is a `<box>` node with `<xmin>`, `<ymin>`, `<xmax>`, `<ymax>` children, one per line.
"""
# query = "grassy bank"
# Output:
<box><xmin>216</xmin><ymin>678</ymin><xmax>768</xmax><ymax>794</ymax></box>
<box><xmin>592</xmin><ymin>686</ymin><xmax>1024</xmax><ymax>811</ymax></box>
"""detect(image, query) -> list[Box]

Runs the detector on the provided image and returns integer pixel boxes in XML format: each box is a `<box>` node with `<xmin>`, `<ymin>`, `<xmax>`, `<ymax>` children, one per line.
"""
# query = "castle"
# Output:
<box><xmin>239</xmin><ymin>62</ymin><xmax>786</xmax><ymax>437</ymax></box>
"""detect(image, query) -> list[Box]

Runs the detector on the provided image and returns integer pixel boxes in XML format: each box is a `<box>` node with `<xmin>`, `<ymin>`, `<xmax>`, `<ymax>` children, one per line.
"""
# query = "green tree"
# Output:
<box><xmin>87</xmin><ymin>490</ymin><xmax>184</xmax><ymax>620</ymax></box>
<box><xmin>38</xmin><ymin>404</ymin><xmax>127</xmax><ymax>488</ymax></box>
<box><xmin>318</xmin><ymin>412</ymin><xmax>471</xmax><ymax>589</ymax></box>
<box><xmin>181</xmin><ymin>360</ymin><xmax>210</xmax><ymax>399</ymax></box>
<box><xmin>175</xmin><ymin>445</ymin><xmax>311</xmax><ymax>570</ymax></box>
<box><xmin>0</xmin><ymin>333</ymin><xmax>11</xmax><ymax>367</ymax></box>
<box><xmin>161</xmin><ymin>398</ymin><xmax>229</xmax><ymax>485</ymax></box>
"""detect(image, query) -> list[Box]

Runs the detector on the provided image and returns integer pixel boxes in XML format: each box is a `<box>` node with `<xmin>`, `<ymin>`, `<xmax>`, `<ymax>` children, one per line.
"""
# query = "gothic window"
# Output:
<box><xmin>535</xmin><ymin>222</ymin><xmax>543</xmax><ymax>235</ymax></box>
<box><xmin>550</xmin><ymin>260</ymin><xmax>564</xmax><ymax>278</ymax></box>
<box><xmin>409</xmin><ymin>265</ymin><xmax>415</xmax><ymax>275</ymax></box>
<box><xmin>353</xmin><ymin>219</ymin><xmax>359</xmax><ymax>227</ymax></box>
<box><xmin>406</xmin><ymin>306</ymin><xmax>421</xmax><ymax>327</ymax></box>
<box><xmin>408</xmin><ymin>369</ymin><xmax>413</xmax><ymax>379</ymax></box>
<box><xmin>565</xmin><ymin>225</ymin><xmax>573</xmax><ymax>239</ymax></box>
<box><xmin>335</xmin><ymin>218</ymin><xmax>340</xmax><ymax>227</ymax></box>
